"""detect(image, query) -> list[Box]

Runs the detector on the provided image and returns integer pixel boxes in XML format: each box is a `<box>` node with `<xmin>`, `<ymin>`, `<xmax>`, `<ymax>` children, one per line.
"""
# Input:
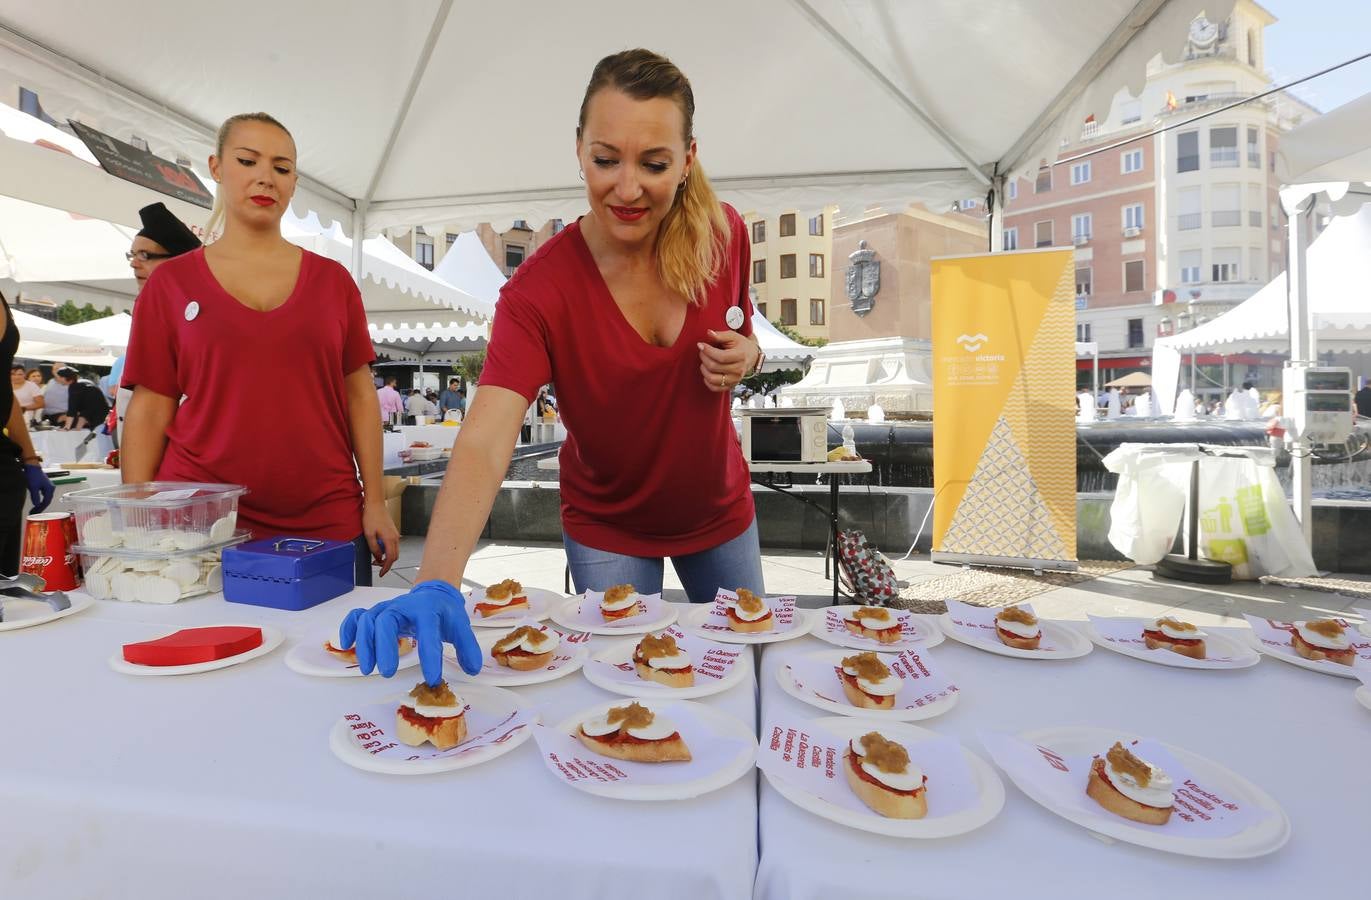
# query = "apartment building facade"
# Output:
<box><xmin>391</xmin><ymin>219</ymin><xmax>561</xmax><ymax>275</ymax></box>
<box><xmin>998</xmin><ymin>1</ymin><xmax>1313</xmax><ymax>397</ymax></box>
<box><xmin>742</xmin><ymin>208</ymin><xmax>835</xmax><ymax>342</ymax></box>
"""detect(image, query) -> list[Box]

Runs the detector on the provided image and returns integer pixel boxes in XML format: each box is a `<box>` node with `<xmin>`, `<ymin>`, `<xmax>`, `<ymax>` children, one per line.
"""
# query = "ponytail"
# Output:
<box><xmin>657</xmin><ymin>161</ymin><xmax>728</xmax><ymax>304</ymax></box>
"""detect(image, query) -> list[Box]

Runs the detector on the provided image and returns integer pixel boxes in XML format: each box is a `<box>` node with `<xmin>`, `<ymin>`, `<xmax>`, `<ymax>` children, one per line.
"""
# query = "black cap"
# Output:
<box><xmin>136</xmin><ymin>203</ymin><xmax>201</xmax><ymax>256</ymax></box>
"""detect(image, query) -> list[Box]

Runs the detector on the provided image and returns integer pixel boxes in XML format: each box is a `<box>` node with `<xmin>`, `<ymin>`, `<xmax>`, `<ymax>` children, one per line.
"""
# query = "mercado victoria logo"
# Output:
<box><xmin>956</xmin><ymin>333</ymin><xmax>989</xmax><ymax>353</ymax></box>
<box><xmin>68</xmin><ymin>119</ymin><xmax>213</xmax><ymax>209</ymax></box>
<box><xmin>945</xmin><ymin>332</ymin><xmax>1007</xmax><ymax>387</ymax></box>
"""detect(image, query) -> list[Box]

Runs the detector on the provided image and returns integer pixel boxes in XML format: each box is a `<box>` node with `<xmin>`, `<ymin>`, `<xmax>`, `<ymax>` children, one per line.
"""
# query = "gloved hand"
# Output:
<box><xmin>339</xmin><ymin>580</ymin><xmax>482</xmax><ymax>685</ymax></box>
<box><xmin>23</xmin><ymin>464</ymin><xmax>54</xmax><ymax>514</ymax></box>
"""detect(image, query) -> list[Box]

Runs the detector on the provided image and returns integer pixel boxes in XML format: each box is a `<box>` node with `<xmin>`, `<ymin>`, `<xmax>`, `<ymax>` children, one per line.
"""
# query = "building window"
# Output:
<box><xmin>810</xmin><ymin>299</ymin><xmax>825</xmax><ymax>325</ymax></box>
<box><xmin>1179</xmin><ymin>250</ymin><xmax>1201</xmax><ymax>284</ymax></box>
<box><xmin>511</xmin><ymin>219</ymin><xmax>531</xmax><ymax>231</ymax></box>
<box><xmin>1121</xmin><ymin>148</ymin><xmax>1144</xmax><ymax>174</ymax></box>
<box><xmin>809</xmin><ymin>253</ymin><xmax>824</xmax><ymax>278</ymax></box>
<box><xmin>1209</xmin><ymin>126</ymin><xmax>1238</xmax><ymax>167</ymax></box>
<box><xmin>1178</xmin><ymin>186</ymin><xmax>1202</xmax><ymax>230</ymax></box>
<box><xmin>1246</xmin><ymin>29</ymin><xmax>1256</xmax><ymax>66</ymax></box>
<box><xmin>779</xmin><ymin>213</ymin><xmax>796</xmax><ymax>237</ymax></box>
<box><xmin>757</xmin><ymin>301</ymin><xmax>767</xmax><ymax>318</ymax></box>
<box><xmin>551</xmin><ymin>218</ymin><xmax>565</xmax><ymax>235</ymax></box>
<box><xmin>1123</xmin><ymin>204</ymin><xmax>1145</xmax><ymax>232</ymax></box>
<box><xmin>1124</xmin><ymin>259</ymin><xmax>1145</xmax><ymax>293</ymax></box>
<box><xmin>780</xmin><ymin>254</ymin><xmax>796</xmax><ymax>278</ymax></box>
<box><xmin>1269</xmin><ymin>150</ymin><xmax>1276</xmax><ymax>172</ymax></box>
<box><xmin>1070</xmin><ymin>162</ymin><xmax>1091</xmax><ymax>185</ymax></box>
<box><xmin>1246</xmin><ymin>127</ymin><xmax>1260</xmax><ymax>167</ymax></box>
<box><xmin>1249</xmin><ymin>247</ymin><xmax>1264</xmax><ymax>282</ymax></box>
<box><xmin>1003</xmin><ymin>227</ymin><xmax>1018</xmax><ymax>251</ymax></box>
<box><xmin>1071</xmin><ymin>213</ymin><xmax>1092</xmax><ymax>243</ymax></box>
<box><xmin>1127</xmin><ymin>318</ymin><xmax>1145</xmax><ymax>349</ymax></box>
<box><xmin>752</xmin><ymin>220</ymin><xmax>766</xmax><ymax>243</ymax></box>
<box><xmin>503</xmin><ymin>243</ymin><xmax>525</xmax><ymax>274</ymax></box>
<box><xmin>1119</xmin><ymin>100</ymin><xmax>1142</xmax><ymax>125</ymax></box>
<box><xmin>1212</xmin><ymin>247</ymin><xmax>1240</xmax><ymax>282</ymax></box>
<box><xmin>1177</xmin><ymin>131</ymin><xmax>1199</xmax><ymax>172</ymax></box>
<box><xmin>1034</xmin><ymin>220</ymin><xmax>1053</xmax><ymax>248</ymax></box>
<box><xmin>753</xmin><ymin>259</ymin><xmax>766</xmax><ymax>283</ymax></box>
<box><xmin>1035</xmin><ymin>167</ymin><xmax>1052</xmax><ymax>193</ymax></box>
<box><xmin>445</xmin><ymin>233</ymin><xmax>458</xmax><ymax>247</ymax></box>
<box><xmin>1075</xmin><ymin>266</ymin><xmax>1092</xmax><ymax>297</ymax></box>
<box><xmin>1077</xmin><ymin>322</ymin><xmax>1093</xmax><ymax>342</ymax></box>
<box><xmin>780</xmin><ymin>298</ymin><xmax>797</xmax><ymax>326</ymax></box>
<box><xmin>1247</xmin><ymin>184</ymin><xmax>1262</xmax><ymax>227</ymax></box>
<box><xmin>808</xmin><ymin>214</ymin><xmax>824</xmax><ymax>236</ymax></box>
<box><xmin>416</xmin><ymin>234</ymin><xmax>435</xmax><ymax>270</ymax></box>
<box><xmin>1007</xmin><ymin>181</ymin><xmax>1018</xmax><ymax>201</ymax></box>
<box><xmin>1211</xmin><ymin>183</ymin><xmax>1241</xmax><ymax>226</ymax></box>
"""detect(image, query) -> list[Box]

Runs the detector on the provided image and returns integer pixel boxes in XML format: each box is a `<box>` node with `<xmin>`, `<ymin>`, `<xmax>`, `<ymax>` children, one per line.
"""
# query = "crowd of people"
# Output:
<box><xmin>375</xmin><ymin>375</ymin><xmax>469</xmax><ymax>425</ymax></box>
<box><xmin>7</xmin><ymin>362</ymin><xmax>110</xmax><ymax>430</ymax></box>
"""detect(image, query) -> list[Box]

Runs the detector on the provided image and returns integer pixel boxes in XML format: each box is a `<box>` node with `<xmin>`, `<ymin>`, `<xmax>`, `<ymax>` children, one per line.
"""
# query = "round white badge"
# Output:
<box><xmin>725</xmin><ymin>306</ymin><xmax>745</xmax><ymax>330</ymax></box>
<box><xmin>184</xmin><ymin>300</ymin><xmax>200</xmax><ymax>321</ymax></box>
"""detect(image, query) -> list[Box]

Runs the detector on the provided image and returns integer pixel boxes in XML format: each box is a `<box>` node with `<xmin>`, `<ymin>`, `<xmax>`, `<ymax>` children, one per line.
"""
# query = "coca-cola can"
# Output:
<box><xmin>21</xmin><ymin>512</ymin><xmax>82</xmax><ymax>591</ymax></box>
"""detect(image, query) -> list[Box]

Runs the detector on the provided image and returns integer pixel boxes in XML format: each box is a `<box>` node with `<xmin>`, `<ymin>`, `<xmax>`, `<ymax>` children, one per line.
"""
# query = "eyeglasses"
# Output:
<box><xmin>126</xmin><ymin>250</ymin><xmax>174</xmax><ymax>263</ymax></box>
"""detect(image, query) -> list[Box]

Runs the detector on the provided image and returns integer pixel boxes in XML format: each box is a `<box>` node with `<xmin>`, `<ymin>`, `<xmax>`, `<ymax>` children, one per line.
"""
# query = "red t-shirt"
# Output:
<box><xmin>122</xmin><ymin>248</ymin><xmax>375</xmax><ymax>541</ymax></box>
<box><xmin>481</xmin><ymin>204</ymin><xmax>756</xmax><ymax>556</ymax></box>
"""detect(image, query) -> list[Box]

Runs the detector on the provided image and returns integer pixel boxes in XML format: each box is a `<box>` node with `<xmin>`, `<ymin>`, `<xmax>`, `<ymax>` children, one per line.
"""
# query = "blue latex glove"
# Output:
<box><xmin>339</xmin><ymin>580</ymin><xmax>482</xmax><ymax>685</ymax></box>
<box><xmin>23</xmin><ymin>464</ymin><xmax>54</xmax><ymax>514</ymax></box>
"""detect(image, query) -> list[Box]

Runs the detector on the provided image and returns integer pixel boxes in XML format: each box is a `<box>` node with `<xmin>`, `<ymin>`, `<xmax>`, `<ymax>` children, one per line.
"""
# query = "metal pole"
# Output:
<box><xmin>1092</xmin><ymin>352</ymin><xmax>1099</xmax><ymax>403</ymax></box>
<box><xmin>1287</xmin><ymin>198</ymin><xmax>1314</xmax><ymax>545</ymax></box>
<box><xmin>1188</xmin><ymin>460</ymin><xmax>1200</xmax><ymax>560</ymax></box>
<box><xmin>350</xmin><ymin>200</ymin><xmax>368</xmax><ymax>285</ymax></box>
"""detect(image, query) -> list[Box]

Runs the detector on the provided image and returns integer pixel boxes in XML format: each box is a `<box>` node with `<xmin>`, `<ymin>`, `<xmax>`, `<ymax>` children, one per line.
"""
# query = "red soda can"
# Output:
<box><xmin>21</xmin><ymin>512</ymin><xmax>82</xmax><ymax>591</ymax></box>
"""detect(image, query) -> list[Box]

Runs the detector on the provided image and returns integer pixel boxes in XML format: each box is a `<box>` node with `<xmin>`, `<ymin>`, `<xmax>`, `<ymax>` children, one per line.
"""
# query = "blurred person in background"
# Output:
<box><xmin>11</xmin><ymin>364</ymin><xmax>43</xmax><ymax>424</ymax></box>
<box><xmin>0</xmin><ymin>294</ymin><xmax>54</xmax><ymax>574</ymax></box>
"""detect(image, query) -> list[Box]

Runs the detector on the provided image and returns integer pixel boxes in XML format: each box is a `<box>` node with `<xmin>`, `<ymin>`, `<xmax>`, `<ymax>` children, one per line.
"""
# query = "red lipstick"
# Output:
<box><xmin>610</xmin><ymin>205</ymin><xmax>647</xmax><ymax>222</ymax></box>
<box><xmin>250</xmin><ymin>195</ymin><xmax>276</xmax><ymax>207</ymax></box>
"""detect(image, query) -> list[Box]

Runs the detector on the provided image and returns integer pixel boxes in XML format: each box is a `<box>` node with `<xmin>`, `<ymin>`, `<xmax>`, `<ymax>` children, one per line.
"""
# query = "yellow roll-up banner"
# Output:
<box><xmin>931</xmin><ymin>248</ymin><xmax>1077</xmax><ymax>570</ymax></box>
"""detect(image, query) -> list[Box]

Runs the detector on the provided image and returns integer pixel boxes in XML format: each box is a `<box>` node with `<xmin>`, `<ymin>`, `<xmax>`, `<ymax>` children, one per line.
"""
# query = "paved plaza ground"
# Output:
<box><xmin>375</xmin><ymin>536</ymin><xmax>1369</xmax><ymax>628</ymax></box>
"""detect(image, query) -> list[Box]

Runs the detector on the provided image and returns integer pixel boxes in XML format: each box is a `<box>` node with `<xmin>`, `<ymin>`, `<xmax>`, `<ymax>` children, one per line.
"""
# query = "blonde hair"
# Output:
<box><xmin>204</xmin><ymin>112</ymin><xmax>294</xmax><ymax>241</ymax></box>
<box><xmin>577</xmin><ymin>49</ymin><xmax>728</xmax><ymax>304</ymax></box>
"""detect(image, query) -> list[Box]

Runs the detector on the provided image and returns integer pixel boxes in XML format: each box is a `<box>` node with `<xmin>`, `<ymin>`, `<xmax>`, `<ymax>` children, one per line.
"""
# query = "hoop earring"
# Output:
<box><xmin>577</xmin><ymin>170</ymin><xmax>585</xmax><ymax>182</ymax></box>
<box><xmin>678</xmin><ymin>176</ymin><xmax>689</xmax><ymax>191</ymax></box>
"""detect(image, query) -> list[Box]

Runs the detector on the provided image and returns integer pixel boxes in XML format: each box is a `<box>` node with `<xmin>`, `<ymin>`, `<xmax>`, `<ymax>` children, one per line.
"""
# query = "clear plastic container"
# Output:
<box><xmin>63</xmin><ymin>482</ymin><xmax>247</xmax><ymax>551</ymax></box>
<box><xmin>73</xmin><ymin>530</ymin><xmax>251</xmax><ymax>603</ymax></box>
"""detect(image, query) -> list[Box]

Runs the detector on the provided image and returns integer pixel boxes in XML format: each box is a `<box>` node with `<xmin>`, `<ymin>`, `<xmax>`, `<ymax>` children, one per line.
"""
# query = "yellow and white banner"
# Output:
<box><xmin>930</xmin><ymin>248</ymin><xmax>1077</xmax><ymax>570</ymax></box>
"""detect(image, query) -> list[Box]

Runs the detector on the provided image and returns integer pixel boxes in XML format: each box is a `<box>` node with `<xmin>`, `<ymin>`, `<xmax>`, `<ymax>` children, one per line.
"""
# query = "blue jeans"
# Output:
<box><xmin>563</xmin><ymin>519</ymin><xmax>764</xmax><ymax>604</ymax></box>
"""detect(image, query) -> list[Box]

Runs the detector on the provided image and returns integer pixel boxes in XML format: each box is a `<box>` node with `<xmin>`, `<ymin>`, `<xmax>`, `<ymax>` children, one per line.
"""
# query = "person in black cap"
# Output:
<box><xmin>127</xmin><ymin>202</ymin><xmax>201</xmax><ymax>291</ymax></box>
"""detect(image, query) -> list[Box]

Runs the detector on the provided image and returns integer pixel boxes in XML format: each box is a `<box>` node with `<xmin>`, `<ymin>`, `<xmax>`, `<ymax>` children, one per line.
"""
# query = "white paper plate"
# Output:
<box><xmin>549</xmin><ymin>595</ymin><xmax>679</xmax><ymax>636</ymax></box>
<box><xmin>776</xmin><ymin>650</ymin><xmax>959</xmax><ymax>721</ymax></box>
<box><xmin>284</xmin><ymin>635</ymin><xmax>421</xmax><ymax>678</ymax></box>
<box><xmin>465</xmin><ymin>585</ymin><xmax>557</xmax><ymax>626</ymax></box>
<box><xmin>764</xmin><ymin>717</ymin><xmax>1005</xmax><ymax>839</ymax></box>
<box><xmin>810</xmin><ymin>606</ymin><xmax>945</xmax><ymax>652</ymax></box>
<box><xmin>329</xmin><ymin>684</ymin><xmax>535</xmax><ymax>776</ymax></box>
<box><xmin>109</xmin><ymin>624</ymin><xmax>284</xmax><ymax>676</ymax></box>
<box><xmin>445</xmin><ymin>627</ymin><xmax>588</xmax><ymax>686</ymax></box>
<box><xmin>1087</xmin><ymin>624</ymin><xmax>1260</xmax><ymax>670</ymax></box>
<box><xmin>936</xmin><ymin>614</ymin><xmax>1093</xmax><ymax>661</ymax></box>
<box><xmin>1355</xmin><ymin>686</ymin><xmax>1371</xmax><ymax>713</ymax></box>
<box><xmin>1006</xmin><ymin>725</ymin><xmax>1290</xmax><ymax>859</ymax></box>
<box><xmin>582</xmin><ymin>637</ymin><xmax>748</xmax><ymax>700</ymax></box>
<box><xmin>681</xmin><ymin>604</ymin><xmax>814</xmax><ymax>645</ymax></box>
<box><xmin>550</xmin><ymin>698</ymin><xmax>756</xmax><ymax>800</ymax></box>
<box><xmin>1244</xmin><ymin>632</ymin><xmax>1361</xmax><ymax>679</ymax></box>
<box><xmin>0</xmin><ymin>591</ymin><xmax>95</xmax><ymax>632</ymax></box>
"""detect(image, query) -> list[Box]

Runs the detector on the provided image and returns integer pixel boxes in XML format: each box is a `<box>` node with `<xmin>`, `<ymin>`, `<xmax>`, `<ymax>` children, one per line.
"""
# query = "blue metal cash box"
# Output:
<box><xmin>222</xmin><ymin>537</ymin><xmax>354</xmax><ymax>611</ymax></box>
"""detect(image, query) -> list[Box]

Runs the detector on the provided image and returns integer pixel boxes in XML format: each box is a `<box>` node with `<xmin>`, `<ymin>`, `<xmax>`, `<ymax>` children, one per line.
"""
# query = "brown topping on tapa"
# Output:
<box><xmin>485</xmin><ymin>578</ymin><xmax>522</xmax><ymax>600</ymax></box>
<box><xmin>606</xmin><ymin>701</ymin><xmax>654</xmax><ymax>731</ymax></box>
<box><xmin>604</xmin><ymin>584</ymin><xmax>635</xmax><ymax>604</ymax></box>
<box><xmin>1305</xmin><ymin>619</ymin><xmax>1345</xmax><ymax>640</ymax></box>
<box><xmin>858</xmin><ymin>732</ymin><xmax>910</xmax><ymax>774</ymax></box>
<box><xmin>1106</xmin><ymin>742</ymin><xmax>1152</xmax><ymax>787</ymax></box>
<box><xmin>996</xmin><ymin>606</ymin><xmax>1038</xmax><ymax>626</ymax></box>
<box><xmin>408</xmin><ymin>680</ymin><xmax>458</xmax><ymax>708</ymax></box>
<box><xmin>735</xmin><ymin>589</ymin><xmax>766</xmax><ymax>614</ymax></box>
<box><xmin>841</xmin><ymin>651</ymin><xmax>890</xmax><ymax>682</ymax></box>
<box><xmin>635</xmin><ymin>633</ymin><xmax>680</xmax><ymax>661</ymax></box>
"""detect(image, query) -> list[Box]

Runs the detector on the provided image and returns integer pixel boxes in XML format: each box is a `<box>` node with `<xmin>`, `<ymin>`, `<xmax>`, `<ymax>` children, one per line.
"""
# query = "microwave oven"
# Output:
<box><xmin>739</xmin><ymin>408</ymin><xmax>830</xmax><ymax>463</ymax></box>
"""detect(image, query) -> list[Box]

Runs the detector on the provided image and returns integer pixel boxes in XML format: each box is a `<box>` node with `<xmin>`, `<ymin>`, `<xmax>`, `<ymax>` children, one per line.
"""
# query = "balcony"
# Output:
<box><xmin>1212</xmin><ymin>210</ymin><xmax>1241</xmax><ymax>227</ymax></box>
<box><xmin>1122</xmin><ymin>226</ymin><xmax>1141</xmax><ymax>238</ymax></box>
<box><xmin>1178</xmin><ymin>213</ymin><xmax>1202</xmax><ymax>230</ymax></box>
<box><xmin>1073</xmin><ymin>234</ymin><xmax>1090</xmax><ymax>246</ymax></box>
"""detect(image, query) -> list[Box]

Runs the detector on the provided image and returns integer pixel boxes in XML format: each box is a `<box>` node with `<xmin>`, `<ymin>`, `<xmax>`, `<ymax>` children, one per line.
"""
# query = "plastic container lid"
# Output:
<box><xmin>64</xmin><ymin>481</ymin><xmax>248</xmax><ymax>509</ymax></box>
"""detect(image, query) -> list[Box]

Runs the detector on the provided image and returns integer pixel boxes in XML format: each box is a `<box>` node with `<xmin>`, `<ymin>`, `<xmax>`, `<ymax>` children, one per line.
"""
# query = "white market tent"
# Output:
<box><xmin>752</xmin><ymin>311</ymin><xmax>814</xmax><ymax>373</ymax></box>
<box><xmin>432</xmin><ymin>232</ymin><xmax>508</xmax><ymax>308</ymax></box>
<box><xmin>369</xmin><ymin>320</ymin><xmax>488</xmax><ymax>366</ymax></box>
<box><xmin>0</xmin><ymin>0</ymin><xmax>1236</xmax><ymax>243</ymax></box>
<box><xmin>0</xmin><ymin>194</ymin><xmax>137</xmax><ymax>283</ymax></box>
<box><xmin>9</xmin><ymin>307</ymin><xmax>99</xmax><ymax>347</ymax></box>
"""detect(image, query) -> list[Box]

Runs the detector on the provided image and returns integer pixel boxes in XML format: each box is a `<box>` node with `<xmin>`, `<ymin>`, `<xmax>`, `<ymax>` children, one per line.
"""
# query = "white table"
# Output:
<box><xmin>28</xmin><ymin>428</ymin><xmax>114</xmax><ymax>465</ymax></box>
<box><xmin>0</xmin><ymin>590</ymin><xmax>757</xmax><ymax>900</ymax></box>
<box><xmin>755</xmin><ymin>628</ymin><xmax>1370</xmax><ymax>900</ymax></box>
<box><xmin>382</xmin><ymin>431</ymin><xmax>405</xmax><ymax>469</ymax></box>
<box><xmin>396</xmin><ymin>423</ymin><xmax>460</xmax><ymax>450</ymax></box>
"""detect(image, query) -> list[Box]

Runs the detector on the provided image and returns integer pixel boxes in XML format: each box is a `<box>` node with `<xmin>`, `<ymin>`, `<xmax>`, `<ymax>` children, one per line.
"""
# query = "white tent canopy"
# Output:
<box><xmin>752</xmin><ymin>311</ymin><xmax>813</xmax><ymax>372</ymax></box>
<box><xmin>0</xmin><ymin>194</ymin><xmax>137</xmax><ymax>283</ymax></box>
<box><xmin>1152</xmin><ymin>203</ymin><xmax>1371</xmax><ymax>413</ymax></box>
<box><xmin>1276</xmin><ymin>91</ymin><xmax>1371</xmax><ymax>199</ymax></box>
<box><xmin>0</xmin><ymin>0</ymin><xmax>1233</xmax><ymax>238</ymax></box>
<box><xmin>10</xmin><ymin>307</ymin><xmax>99</xmax><ymax>347</ymax></box>
<box><xmin>370</xmin><ymin>321</ymin><xmax>487</xmax><ymax>366</ymax></box>
<box><xmin>432</xmin><ymin>232</ymin><xmax>507</xmax><ymax>307</ymax></box>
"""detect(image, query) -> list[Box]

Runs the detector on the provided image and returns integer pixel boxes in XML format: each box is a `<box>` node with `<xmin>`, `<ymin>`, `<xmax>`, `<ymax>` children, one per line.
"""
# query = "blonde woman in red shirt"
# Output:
<box><xmin>345</xmin><ymin>49</ymin><xmax>766</xmax><ymax>683</ymax></box>
<box><xmin>122</xmin><ymin>113</ymin><xmax>399</xmax><ymax>585</ymax></box>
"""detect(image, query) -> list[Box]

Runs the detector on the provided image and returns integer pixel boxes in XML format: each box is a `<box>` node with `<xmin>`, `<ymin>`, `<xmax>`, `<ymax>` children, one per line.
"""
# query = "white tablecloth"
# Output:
<box><xmin>28</xmin><ymin>428</ymin><xmax>114</xmax><ymax>465</ymax></box>
<box><xmin>382</xmin><ymin>431</ymin><xmax>404</xmax><ymax>469</ymax></box>
<box><xmin>0</xmin><ymin>590</ymin><xmax>757</xmax><ymax>900</ymax></box>
<box><xmin>755</xmin><ymin>627</ymin><xmax>1369</xmax><ymax>899</ymax></box>
<box><xmin>397</xmin><ymin>424</ymin><xmax>460</xmax><ymax>450</ymax></box>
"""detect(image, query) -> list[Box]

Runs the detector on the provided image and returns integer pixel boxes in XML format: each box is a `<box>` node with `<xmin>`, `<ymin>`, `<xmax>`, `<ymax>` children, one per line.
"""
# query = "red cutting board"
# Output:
<box><xmin>122</xmin><ymin>626</ymin><xmax>264</xmax><ymax>666</ymax></box>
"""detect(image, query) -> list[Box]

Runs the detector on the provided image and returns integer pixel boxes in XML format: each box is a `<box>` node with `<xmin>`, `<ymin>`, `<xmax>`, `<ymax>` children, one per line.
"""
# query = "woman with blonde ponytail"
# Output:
<box><xmin>121</xmin><ymin>112</ymin><xmax>400</xmax><ymax>589</ymax></box>
<box><xmin>344</xmin><ymin>49</ymin><xmax>766</xmax><ymax>680</ymax></box>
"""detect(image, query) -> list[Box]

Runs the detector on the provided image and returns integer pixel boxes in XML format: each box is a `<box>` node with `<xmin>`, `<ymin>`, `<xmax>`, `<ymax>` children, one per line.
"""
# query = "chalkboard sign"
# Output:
<box><xmin>68</xmin><ymin>119</ymin><xmax>213</xmax><ymax>209</ymax></box>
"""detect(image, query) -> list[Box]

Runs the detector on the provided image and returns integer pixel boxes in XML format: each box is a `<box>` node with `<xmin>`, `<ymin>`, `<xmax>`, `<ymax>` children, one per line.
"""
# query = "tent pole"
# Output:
<box><xmin>351</xmin><ymin>200</ymin><xmax>368</xmax><ymax>285</ymax></box>
<box><xmin>988</xmin><ymin>174</ymin><xmax>1005</xmax><ymax>252</ymax></box>
<box><xmin>1287</xmin><ymin>198</ymin><xmax>1314</xmax><ymax>546</ymax></box>
<box><xmin>1092</xmin><ymin>352</ymin><xmax>1099</xmax><ymax>402</ymax></box>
